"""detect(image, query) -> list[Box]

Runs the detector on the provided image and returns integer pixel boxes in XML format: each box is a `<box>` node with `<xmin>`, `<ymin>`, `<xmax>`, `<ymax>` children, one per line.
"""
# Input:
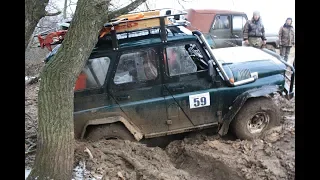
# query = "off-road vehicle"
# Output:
<box><xmin>43</xmin><ymin>9</ymin><xmax>294</xmax><ymax>141</ymax></box>
<box><xmin>185</xmin><ymin>9</ymin><xmax>280</xmax><ymax>51</ymax></box>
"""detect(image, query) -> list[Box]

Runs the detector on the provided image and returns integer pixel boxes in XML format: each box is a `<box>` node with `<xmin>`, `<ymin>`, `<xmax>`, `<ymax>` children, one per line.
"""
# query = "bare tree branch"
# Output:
<box><xmin>110</xmin><ymin>0</ymin><xmax>147</xmax><ymax>18</ymax></box>
<box><xmin>177</xmin><ymin>0</ymin><xmax>186</xmax><ymax>10</ymax></box>
<box><xmin>63</xmin><ymin>0</ymin><xmax>68</xmax><ymax>19</ymax></box>
<box><xmin>45</xmin><ymin>11</ymin><xmax>62</xmax><ymax>16</ymax></box>
<box><xmin>145</xmin><ymin>1</ymin><xmax>150</xmax><ymax>11</ymax></box>
<box><xmin>68</xmin><ymin>0</ymin><xmax>75</xmax><ymax>17</ymax></box>
<box><xmin>46</xmin><ymin>1</ymin><xmax>62</xmax><ymax>14</ymax></box>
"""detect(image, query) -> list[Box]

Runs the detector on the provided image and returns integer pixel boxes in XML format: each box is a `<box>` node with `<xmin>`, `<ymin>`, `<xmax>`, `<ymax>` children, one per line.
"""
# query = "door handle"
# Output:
<box><xmin>232</xmin><ymin>34</ymin><xmax>239</xmax><ymax>38</ymax></box>
<box><xmin>212</xmin><ymin>35</ymin><xmax>217</xmax><ymax>38</ymax></box>
<box><xmin>115</xmin><ymin>95</ymin><xmax>130</xmax><ymax>101</ymax></box>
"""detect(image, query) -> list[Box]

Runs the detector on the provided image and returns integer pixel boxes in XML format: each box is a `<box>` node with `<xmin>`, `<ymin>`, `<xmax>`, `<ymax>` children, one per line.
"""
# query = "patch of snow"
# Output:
<box><xmin>72</xmin><ymin>164</ymin><xmax>84</xmax><ymax>180</ymax></box>
<box><xmin>72</xmin><ymin>161</ymin><xmax>99</xmax><ymax>180</ymax></box>
<box><xmin>26</xmin><ymin>162</ymin><xmax>100</xmax><ymax>180</ymax></box>
<box><xmin>25</xmin><ymin>169</ymin><xmax>31</xmax><ymax>179</ymax></box>
<box><xmin>25</xmin><ymin>76</ymin><xmax>36</xmax><ymax>82</ymax></box>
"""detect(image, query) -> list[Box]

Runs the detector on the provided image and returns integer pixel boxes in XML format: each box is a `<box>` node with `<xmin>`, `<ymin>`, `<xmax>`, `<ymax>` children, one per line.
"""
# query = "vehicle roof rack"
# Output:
<box><xmin>100</xmin><ymin>10</ymin><xmax>189</xmax><ymax>50</ymax></box>
<box><xmin>34</xmin><ymin>9</ymin><xmax>190</xmax><ymax>51</ymax></box>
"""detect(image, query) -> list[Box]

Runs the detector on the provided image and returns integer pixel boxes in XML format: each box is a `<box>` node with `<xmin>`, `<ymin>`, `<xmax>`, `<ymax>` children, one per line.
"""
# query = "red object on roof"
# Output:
<box><xmin>37</xmin><ymin>30</ymin><xmax>68</xmax><ymax>51</ymax></box>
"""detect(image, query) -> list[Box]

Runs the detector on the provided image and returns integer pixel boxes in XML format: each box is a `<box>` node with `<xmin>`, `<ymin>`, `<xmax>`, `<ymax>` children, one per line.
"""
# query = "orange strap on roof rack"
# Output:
<box><xmin>126</xmin><ymin>12</ymin><xmax>144</xmax><ymax>20</ymax></box>
<box><xmin>99</xmin><ymin>13</ymin><xmax>146</xmax><ymax>38</ymax></box>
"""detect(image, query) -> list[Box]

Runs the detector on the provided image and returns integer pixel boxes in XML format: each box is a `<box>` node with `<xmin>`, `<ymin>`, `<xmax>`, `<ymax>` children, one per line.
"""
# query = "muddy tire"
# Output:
<box><xmin>85</xmin><ymin>123</ymin><xmax>135</xmax><ymax>141</ymax></box>
<box><xmin>265</xmin><ymin>44</ymin><xmax>276</xmax><ymax>52</ymax></box>
<box><xmin>231</xmin><ymin>97</ymin><xmax>280</xmax><ymax>140</ymax></box>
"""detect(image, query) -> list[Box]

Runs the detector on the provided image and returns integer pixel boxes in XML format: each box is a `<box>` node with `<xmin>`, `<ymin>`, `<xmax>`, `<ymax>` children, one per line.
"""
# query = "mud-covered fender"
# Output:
<box><xmin>218</xmin><ymin>85</ymin><xmax>280</xmax><ymax>136</ymax></box>
<box><xmin>80</xmin><ymin>116</ymin><xmax>143</xmax><ymax>141</ymax></box>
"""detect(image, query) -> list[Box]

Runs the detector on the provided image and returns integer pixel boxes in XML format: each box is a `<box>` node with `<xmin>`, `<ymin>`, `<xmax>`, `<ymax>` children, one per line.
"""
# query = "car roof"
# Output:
<box><xmin>186</xmin><ymin>8</ymin><xmax>246</xmax><ymax>33</ymax></box>
<box><xmin>189</xmin><ymin>8</ymin><xmax>245</xmax><ymax>14</ymax></box>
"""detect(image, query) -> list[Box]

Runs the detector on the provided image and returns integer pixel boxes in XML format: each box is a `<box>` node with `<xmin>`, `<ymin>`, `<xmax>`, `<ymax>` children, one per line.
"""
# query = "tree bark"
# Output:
<box><xmin>26</xmin><ymin>0</ymin><xmax>146</xmax><ymax>179</ymax></box>
<box><xmin>25</xmin><ymin>0</ymin><xmax>49</xmax><ymax>51</ymax></box>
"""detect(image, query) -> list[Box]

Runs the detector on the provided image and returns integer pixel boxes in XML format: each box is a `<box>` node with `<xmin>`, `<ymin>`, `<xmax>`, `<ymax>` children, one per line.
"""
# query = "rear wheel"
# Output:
<box><xmin>85</xmin><ymin>122</ymin><xmax>135</xmax><ymax>141</ymax></box>
<box><xmin>231</xmin><ymin>97</ymin><xmax>280</xmax><ymax>140</ymax></box>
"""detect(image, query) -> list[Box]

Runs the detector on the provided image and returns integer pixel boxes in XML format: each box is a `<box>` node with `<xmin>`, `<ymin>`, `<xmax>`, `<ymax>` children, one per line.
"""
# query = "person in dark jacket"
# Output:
<box><xmin>243</xmin><ymin>11</ymin><xmax>267</xmax><ymax>48</ymax></box>
<box><xmin>279</xmin><ymin>18</ymin><xmax>295</xmax><ymax>62</ymax></box>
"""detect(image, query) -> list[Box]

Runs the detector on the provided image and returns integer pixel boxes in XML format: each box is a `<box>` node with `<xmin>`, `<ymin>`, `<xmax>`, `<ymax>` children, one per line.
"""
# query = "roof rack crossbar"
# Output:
<box><xmin>159</xmin><ymin>17</ymin><xmax>167</xmax><ymax>42</ymax></box>
<box><xmin>110</xmin><ymin>28</ymin><xmax>118</xmax><ymax>50</ymax></box>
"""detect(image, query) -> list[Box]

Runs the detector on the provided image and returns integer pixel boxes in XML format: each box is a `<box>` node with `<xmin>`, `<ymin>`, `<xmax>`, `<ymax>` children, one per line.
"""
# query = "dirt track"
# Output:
<box><xmin>25</xmin><ymin>47</ymin><xmax>295</xmax><ymax>180</ymax></box>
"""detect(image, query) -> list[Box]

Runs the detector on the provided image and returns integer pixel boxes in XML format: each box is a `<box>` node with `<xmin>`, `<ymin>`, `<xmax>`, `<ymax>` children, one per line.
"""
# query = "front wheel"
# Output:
<box><xmin>231</xmin><ymin>97</ymin><xmax>280</xmax><ymax>140</ymax></box>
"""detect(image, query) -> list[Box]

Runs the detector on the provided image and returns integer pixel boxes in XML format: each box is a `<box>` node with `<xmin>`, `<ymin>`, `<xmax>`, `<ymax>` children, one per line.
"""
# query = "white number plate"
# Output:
<box><xmin>189</xmin><ymin>92</ymin><xmax>210</xmax><ymax>109</ymax></box>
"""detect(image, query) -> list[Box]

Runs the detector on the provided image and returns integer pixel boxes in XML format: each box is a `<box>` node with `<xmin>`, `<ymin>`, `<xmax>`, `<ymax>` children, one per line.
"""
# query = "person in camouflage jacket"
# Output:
<box><xmin>279</xmin><ymin>18</ymin><xmax>295</xmax><ymax>61</ymax></box>
<box><xmin>243</xmin><ymin>11</ymin><xmax>267</xmax><ymax>48</ymax></box>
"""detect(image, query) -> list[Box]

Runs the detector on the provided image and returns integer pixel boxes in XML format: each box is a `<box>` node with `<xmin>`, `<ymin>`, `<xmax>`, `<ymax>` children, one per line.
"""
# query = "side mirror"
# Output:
<box><xmin>208</xmin><ymin>60</ymin><xmax>216</xmax><ymax>77</ymax></box>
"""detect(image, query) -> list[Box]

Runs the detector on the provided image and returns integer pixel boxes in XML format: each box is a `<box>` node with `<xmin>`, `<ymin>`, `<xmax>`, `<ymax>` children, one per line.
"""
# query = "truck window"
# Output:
<box><xmin>165</xmin><ymin>44</ymin><xmax>208</xmax><ymax>76</ymax></box>
<box><xmin>75</xmin><ymin>57</ymin><xmax>110</xmax><ymax>91</ymax></box>
<box><xmin>114</xmin><ymin>48</ymin><xmax>158</xmax><ymax>85</ymax></box>
<box><xmin>232</xmin><ymin>16</ymin><xmax>246</xmax><ymax>31</ymax></box>
<box><xmin>212</xmin><ymin>15</ymin><xmax>230</xmax><ymax>29</ymax></box>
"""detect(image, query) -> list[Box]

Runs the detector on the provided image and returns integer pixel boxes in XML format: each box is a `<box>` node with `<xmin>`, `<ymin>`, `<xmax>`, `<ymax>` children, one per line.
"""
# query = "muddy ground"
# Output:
<box><xmin>25</xmin><ymin>47</ymin><xmax>295</xmax><ymax>180</ymax></box>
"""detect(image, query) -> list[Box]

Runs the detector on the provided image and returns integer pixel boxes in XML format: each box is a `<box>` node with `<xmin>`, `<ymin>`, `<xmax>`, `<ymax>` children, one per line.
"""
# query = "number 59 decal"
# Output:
<box><xmin>189</xmin><ymin>92</ymin><xmax>210</xmax><ymax>109</ymax></box>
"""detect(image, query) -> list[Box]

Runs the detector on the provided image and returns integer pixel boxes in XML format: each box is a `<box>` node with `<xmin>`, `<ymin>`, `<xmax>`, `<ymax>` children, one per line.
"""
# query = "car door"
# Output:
<box><xmin>162</xmin><ymin>41</ymin><xmax>221</xmax><ymax>131</ymax></box>
<box><xmin>109</xmin><ymin>47</ymin><xmax>168</xmax><ymax>134</ymax></box>
<box><xmin>231</xmin><ymin>14</ymin><xmax>248</xmax><ymax>46</ymax></box>
<box><xmin>209</xmin><ymin>14</ymin><xmax>234</xmax><ymax>48</ymax></box>
<box><xmin>73</xmin><ymin>54</ymin><xmax>123</xmax><ymax>138</ymax></box>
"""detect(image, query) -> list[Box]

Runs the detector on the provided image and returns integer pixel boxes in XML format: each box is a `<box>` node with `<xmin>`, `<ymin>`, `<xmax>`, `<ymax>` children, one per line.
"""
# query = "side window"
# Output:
<box><xmin>75</xmin><ymin>57</ymin><xmax>110</xmax><ymax>91</ymax></box>
<box><xmin>212</xmin><ymin>15</ymin><xmax>230</xmax><ymax>29</ymax></box>
<box><xmin>232</xmin><ymin>16</ymin><xmax>246</xmax><ymax>31</ymax></box>
<box><xmin>114</xmin><ymin>48</ymin><xmax>158</xmax><ymax>85</ymax></box>
<box><xmin>165</xmin><ymin>44</ymin><xmax>208</xmax><ymax>76</ymax></box>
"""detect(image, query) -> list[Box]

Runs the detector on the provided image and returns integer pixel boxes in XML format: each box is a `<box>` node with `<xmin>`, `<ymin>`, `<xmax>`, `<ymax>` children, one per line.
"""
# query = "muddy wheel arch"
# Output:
<box><xmin>218</xmin><ymin>85</ymin><xmax>281</xmax><ymax>136</ymax></box>
<box><xmin>80</xmin><ymin>116</ymin><xmax>143</xmax><ymax>141</ymax></box>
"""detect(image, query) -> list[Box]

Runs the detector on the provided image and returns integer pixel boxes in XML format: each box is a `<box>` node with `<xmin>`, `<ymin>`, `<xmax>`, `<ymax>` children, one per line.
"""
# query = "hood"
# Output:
<box><xmin>211</xmin><ymin>47</ymin><xmax>286</xmax><ymax>80</ymax></box>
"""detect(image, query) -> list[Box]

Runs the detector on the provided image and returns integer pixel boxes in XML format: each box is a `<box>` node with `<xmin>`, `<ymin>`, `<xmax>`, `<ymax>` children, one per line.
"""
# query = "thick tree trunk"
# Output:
<box><xmin>25</xmin><ymin>0</ymin><xmax>49</xmax><ymax>51</ymax></box>
<box><xmin>26</xmin><ymin>0</ymin><xmax>146</xmax><ymax>179</ymax></box>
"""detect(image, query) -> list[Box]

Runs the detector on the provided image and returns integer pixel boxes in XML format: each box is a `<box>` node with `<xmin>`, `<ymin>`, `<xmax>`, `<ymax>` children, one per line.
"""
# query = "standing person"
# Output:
<box><xmin>279</xmin><ymin>18</ymin><xmax>295</xmax><ymax>62</ymax></box>
<box><xmin>243</xmin><ymin>11</ymin><xmax>267</xmax><ymax>48</ymax></box>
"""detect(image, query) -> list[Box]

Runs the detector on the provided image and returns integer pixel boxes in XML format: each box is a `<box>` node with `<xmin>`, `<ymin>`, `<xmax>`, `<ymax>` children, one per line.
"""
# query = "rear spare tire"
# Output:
<box><xmin>85</xmin><ymin>122</ymin><xmax>135</xmax><ymax>141</ymax></box>
<box><xmin>231</xmin><ymin>97</ymin><xmax>280</xmax><ymax>140</ymax></box>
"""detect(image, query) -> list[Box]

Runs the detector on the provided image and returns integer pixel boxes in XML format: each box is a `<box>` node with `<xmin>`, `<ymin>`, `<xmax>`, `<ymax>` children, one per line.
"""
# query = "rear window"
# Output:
<box><xmin>75</xmin><ymin>57</ymin><xmax>111</xmax><ymax>91</ymax></box>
